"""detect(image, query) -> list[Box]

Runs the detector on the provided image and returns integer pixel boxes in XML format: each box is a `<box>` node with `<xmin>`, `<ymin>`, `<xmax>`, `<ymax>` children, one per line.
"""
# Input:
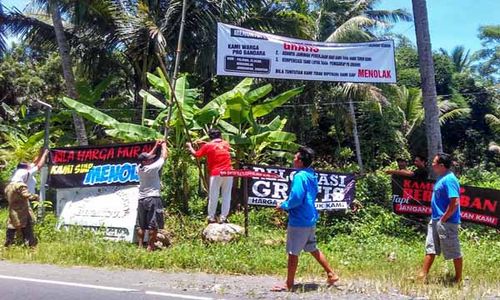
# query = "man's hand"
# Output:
<box><xmin>186</xmin><ymin>142</ymin><xmax>197</xmax><ymax>156</ymax></box>
<box><xmin>160</xmin><ymin>141</ymin><xmax>168</xmax><ymax>159</ymax></box>
<box><xmin>439</xmin><ymin>197</ymin><xmax>459</xmax><ymax>224</ymax></box>
<box><xmin>385</xmin><ymin>170</ymin><xmax>394</xmax><ymax>175</ymax></box>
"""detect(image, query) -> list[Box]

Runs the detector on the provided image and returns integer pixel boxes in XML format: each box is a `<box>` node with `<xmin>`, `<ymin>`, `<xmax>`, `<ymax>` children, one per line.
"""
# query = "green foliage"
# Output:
<box><xmin>474</xmin><ymin>25</ymin><xmax>500</xmax><ymax>82</ymax></box>
<box><xmin>433</xmin><ymin>53</ymin><xmax>455</xmax><ymax>95</ymax></box>
<box><xmin>62</xmin><ymin>97</ymin><xmax>119</xmax><ymax>127</ymax></box>
<box><xmin>61</xmin><ymin>94</ymin><xmax>162</xmax><ymax>142</ymax></box>
<box><xmin>357</xmin><ymin>101</ymin><xmax>409</xmax><ymax>170</ymax></box>
<box><xmin>397</xmin><ymin>68</ymin><xmax>421</xmax><ymax>88</ymax></box>
<box><xmin>0</xmin><ymin>44</ymin><xmax>64</xmax><ymax>106</ymax></box>
<box><xmin>159</xmin><ymin>77</ymin><xmax>305</xmax><ymax>165</ymax></box>
<box><xmin>459</xmin><ymin>166</ymin><xmax>500</xmax><ymax>189</ymax></box>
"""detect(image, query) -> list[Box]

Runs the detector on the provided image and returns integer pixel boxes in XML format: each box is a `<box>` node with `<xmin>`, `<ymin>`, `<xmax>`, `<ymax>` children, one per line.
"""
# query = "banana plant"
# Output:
<box><xmin>61</xmin><ymin>96</ymin><xmax>162</xmax><ymax>142</ymax></box>
<box><xmin>195</xmin><ymin>78</ymin><xmax>304</xmax><ymax>165</ymax></box>
<box><xmin>63</xmin><ymin>72</ymin><xmax>303</xmax><ymax>162</ymax></box>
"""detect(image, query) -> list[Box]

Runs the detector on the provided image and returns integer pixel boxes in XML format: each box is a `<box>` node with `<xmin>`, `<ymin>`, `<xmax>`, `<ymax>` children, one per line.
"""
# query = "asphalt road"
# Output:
<box><xmin>0</xmin><ymin>260</ymin><xmax>436</xmax><ymax>300</ymax></box>
<box><xmin>0</xmin><ymin>261</ymin><xmax>221</xmax><ymax>300</ymax></box>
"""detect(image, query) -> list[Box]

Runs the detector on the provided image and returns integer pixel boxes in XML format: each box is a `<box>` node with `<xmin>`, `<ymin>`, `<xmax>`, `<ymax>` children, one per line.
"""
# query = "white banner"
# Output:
<box><xmin>56</xmin><ymin>186</ymin><xmax>139</xmax><ymax>242</ymax></box>
<box><xmin>217</xmin><ymin>23</ymin><xmax>396</xmax><ymax>83</ymax></box>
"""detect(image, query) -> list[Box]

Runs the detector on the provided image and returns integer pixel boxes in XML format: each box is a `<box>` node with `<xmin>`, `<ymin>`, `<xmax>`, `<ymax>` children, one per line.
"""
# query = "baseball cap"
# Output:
<box><xmin>138</xmin><ymin>152</ymin><xmax>156</xmax><ymax>161</ymax></box>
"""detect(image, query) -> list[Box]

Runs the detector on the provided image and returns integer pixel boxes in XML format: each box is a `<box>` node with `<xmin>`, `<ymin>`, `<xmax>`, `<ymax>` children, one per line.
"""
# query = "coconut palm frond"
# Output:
<box><xmin>325</xmin><ymin>15</ymin><xmax>381</xmax><ymax>42</ymax></box>
<box><xmin>365</xmin><ymin>9</ymin><xmax>413</xmax><ymax>23</ymax></box>
<box><xmin>439</xmin><ymin>107</ymin><xmax>471</xmax><ymax>125</ymax></box>
<box><xmin>485</xmin><ymin>113</ymin><xmax>500</xmax><ymax>134</ymax></box>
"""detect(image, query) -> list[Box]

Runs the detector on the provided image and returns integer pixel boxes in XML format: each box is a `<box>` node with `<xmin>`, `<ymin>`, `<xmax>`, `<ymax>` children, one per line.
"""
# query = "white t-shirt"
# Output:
<box><xmin>138</xmin><ymin>158</ymin><xmax>165</xmax><ymax>199</ymax></box>
<box><xmin>10</xmin><ymin>169</ymin><xmax>29</xmax><ymax>184</ymax></box>
<box><xmin>27</xmin><ymin>164</ymin><xmax>39</xmax><ymax>194</ymax></box>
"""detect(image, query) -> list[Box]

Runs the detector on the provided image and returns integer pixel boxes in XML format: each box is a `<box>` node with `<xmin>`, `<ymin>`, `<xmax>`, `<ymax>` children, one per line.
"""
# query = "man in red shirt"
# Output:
<box><xmin>187</xmin><ymin>129</ymin><xmax>233</xmax><ymax>224</ymax></box>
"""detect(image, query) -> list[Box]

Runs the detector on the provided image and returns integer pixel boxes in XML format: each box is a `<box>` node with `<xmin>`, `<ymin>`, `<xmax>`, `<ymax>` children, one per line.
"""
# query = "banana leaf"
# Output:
<box><xmin>61</xmin><ymin>97</ymin><xmax>119</xmax><ymax>127</ymax></box>
<box><xmin>147</xmin><ymin>71</ymin><xmax>171</xmax><ymax>100</ymax></box>
<box><xmin>218</xmin><ymin>119</ymin><xmax>239</xmax><ymax>135</ymax></box>
<box><xmin>225</xmin><ymin>134</ymin><xmax>251</xmax><ymax>145</ymax></box>
<box><xmin>197</xmin><ymin>78</ymin><xmax>254</xmax><ymax>122</ymax></box>
<box><xmin>140</xmin><ymin>90</ymin><xmax>167</xmax><ymax>109</ymax></box>
<box><xmin>225</xmin><ymin>96</ymin><xmax>250</xmax><ymax>124</ymax></box>
<box><xmin>106</xmin><ymin>123</ymin><xmax>162</xmax><ymax>142</ymax></box>
<box><xmin>245</xmin><ymin>84</ymin><xmax>272</xmax><ymax>104</ymax></box>
<box><xmin>252</xmin><ymin>86</ymin><xmax>303</xmax><ymax>118</ymax></box>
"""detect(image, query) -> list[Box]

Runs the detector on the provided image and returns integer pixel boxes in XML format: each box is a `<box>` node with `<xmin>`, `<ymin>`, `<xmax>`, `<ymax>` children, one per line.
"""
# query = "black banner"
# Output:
<box><xmin>49</xmin><ymin>142</ymin><xmax>157</xmax><ymax>188</ymax></box>
<box><xmin>391</xmin><ymin>175</ymin><xmax>500</xmax><ymax>229</ymax></box>
<box><xmin>244</xmin><ymin>165</ymin><xmax>356</xmax><ymax>211</ymax></box>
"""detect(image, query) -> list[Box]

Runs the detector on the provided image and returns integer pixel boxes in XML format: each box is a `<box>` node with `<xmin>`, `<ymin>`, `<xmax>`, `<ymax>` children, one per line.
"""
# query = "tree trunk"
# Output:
<box><xmin>348</xmin><ymin>98</ymin><xmax>364</xmax><ymax>174</ymax></box>
<box><xmin>49</xmin><ymin>0</ymin><xmax>88</xmax><ymax>145</ymax></box>
<box><xmin>412</xmin><ymin>0</ymin><xmax>442</xmax><ymax>162</ymax></box>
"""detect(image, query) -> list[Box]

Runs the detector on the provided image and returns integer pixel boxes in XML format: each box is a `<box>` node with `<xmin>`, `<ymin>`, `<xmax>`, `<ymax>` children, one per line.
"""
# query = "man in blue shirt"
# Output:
<box><xmin>273</xmin><ymin>146</ymin><xmax>339</xmax><ymax>291</ymax></box>
<box><xmin>419</xmin><ymin>153</ymin><xmax>462</xmax><ymax>283</ymax></box>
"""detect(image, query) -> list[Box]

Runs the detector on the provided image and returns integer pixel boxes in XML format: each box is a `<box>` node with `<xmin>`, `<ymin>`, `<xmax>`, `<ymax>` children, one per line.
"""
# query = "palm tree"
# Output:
<box><xmin>485</xmin><ymin>103</ymin><xmax>500</xmax><ymax>153</ymax></box>
<box><xmin>0</xmin><ymin>4</ymin><xmax>7</xmax><ymax>55</ymax></box>
<box><xmin>411</xmin><ymin>0</ymin><xmax>442</xmax><ymax>163</ymax></box>
<box><xmin>2</xmin><ymin>1</ymin><xmax>89</xmax><ymax>145</ymax></box>
<box><xmin>313</xmin><ymin>0</ymin><xmax>412</xmax><ymax>42</ymax></box>
<box><xmin>48</xmin><ymin>0</ymin><xmax>88</xmax><ymax>145</ymax></box>
<box><xmin>392</xmin><ymin>85</ymin><xmax>471</xmax><ymax>129</ymax></box>
<box><xmin>6</xmin><ymin>1</ymin><xmax>89</xmax><ymax>143</ymax></box>
<box><xmin>440</xmin><ymin>46</ymin><xmax>471</xmax><ymax>73</ymax></box>
<box><xmin>308</xmin><ymin>0</ymin><xmax>411</xmax><ymax>171</ymax></box>
<box><xmin>393</xmin><ymin>86</ymin><xmax>424</xmax><ymax>137</ymax></box>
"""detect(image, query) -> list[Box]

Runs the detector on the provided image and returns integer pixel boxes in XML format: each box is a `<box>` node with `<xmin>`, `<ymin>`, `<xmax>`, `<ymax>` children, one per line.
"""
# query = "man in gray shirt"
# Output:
<box><xmin>136</xmin><ymin>140</ymin><xmax>167</xmax><ymax>251</ymax></box>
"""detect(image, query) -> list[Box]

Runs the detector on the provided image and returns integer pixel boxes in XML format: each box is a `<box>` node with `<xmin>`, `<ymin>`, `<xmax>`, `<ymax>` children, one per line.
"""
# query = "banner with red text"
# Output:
<box><xmin>49</xmin><ymin>142</ymin><xmax>156</xmax><ymax>188</ymax></box>
<box><xmin>217</xmin><ymin>23</ymin><xmax>396</xmax><ymax>83</ymax></box>
<box><xmin>49</xmin><ymin>142</ymin><xmax>159</xmax><ymax>242</ymax></box>
<box><xmin>391</xmin><ymin>175</ymin><xmax>499</xmax><ymax>229</ymax></box>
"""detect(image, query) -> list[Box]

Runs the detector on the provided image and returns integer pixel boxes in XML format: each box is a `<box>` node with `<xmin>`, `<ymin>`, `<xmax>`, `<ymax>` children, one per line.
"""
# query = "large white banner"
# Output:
<box><xmin>217</xmin><ymin>23</ymin><xmax>396</xmax><ymax>83</ymax></box>
<box><xmin>56</xmin><ymin>186</ymin><xmax>139</xmax><ymax>242</ymax></box>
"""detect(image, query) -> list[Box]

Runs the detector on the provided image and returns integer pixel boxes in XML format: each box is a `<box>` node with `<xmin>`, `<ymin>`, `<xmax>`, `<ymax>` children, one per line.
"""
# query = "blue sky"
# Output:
<box><xmin>377</xmin><ymin>0</ymin><xmax>500</xmax><ymax>52</ymax></box>
<box><xmin>3</xmin><ymin>0</ymin><xmax>499</xmax><ymax>53</ymax></box>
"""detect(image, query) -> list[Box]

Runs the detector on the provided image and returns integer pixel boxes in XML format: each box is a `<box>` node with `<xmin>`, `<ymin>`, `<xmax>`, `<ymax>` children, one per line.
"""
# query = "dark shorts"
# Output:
<box><xmin>136</xmin><ymin>197</ymin><xmax>164</xmax><ymax>230</ymax></box>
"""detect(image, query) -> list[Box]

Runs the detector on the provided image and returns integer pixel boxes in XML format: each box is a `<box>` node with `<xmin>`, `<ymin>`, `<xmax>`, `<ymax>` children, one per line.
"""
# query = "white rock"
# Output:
<box><xmin>202</xmin><ymin>223</ymin><xmax>244</xmax><ymax>243</ymax></box>
<box><xmin>154</xmin><ymin>229</ymin><xmax>172</xmax><ymax>249</ymax></box>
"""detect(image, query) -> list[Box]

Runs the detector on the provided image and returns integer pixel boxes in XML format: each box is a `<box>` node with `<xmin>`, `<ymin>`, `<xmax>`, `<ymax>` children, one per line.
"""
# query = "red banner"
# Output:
<box><xmin>220</xmin><ymin>169</ymin><xmax>282</xmax><ymax>179</ymax></box>
<box><xmin>392</xmin><ymin>175</ymin><xmax>499</xmax><ymax>229</ymax></box>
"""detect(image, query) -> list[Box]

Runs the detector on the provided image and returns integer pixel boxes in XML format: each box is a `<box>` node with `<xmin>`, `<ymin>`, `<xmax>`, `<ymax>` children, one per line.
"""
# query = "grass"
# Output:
<box><xmin>0</xmin><ymin>207</ymin><xmax>498</xmax><ymax>299</ymax></box>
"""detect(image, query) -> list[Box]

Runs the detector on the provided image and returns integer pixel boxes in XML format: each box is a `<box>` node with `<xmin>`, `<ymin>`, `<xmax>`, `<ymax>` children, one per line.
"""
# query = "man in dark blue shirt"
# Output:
<box><xmin>273</xmin><ymin>146</ymin><xmax>339</xmax><ymax>291</ymax></box>
<box><xmin>419</xmin><ymin>153</ymin><xmax>462</xmax><ymax>283</ymax></box>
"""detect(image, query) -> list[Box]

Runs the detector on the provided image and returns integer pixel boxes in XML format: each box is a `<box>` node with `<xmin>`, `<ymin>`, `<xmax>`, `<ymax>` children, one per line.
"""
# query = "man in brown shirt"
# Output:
<box><xmin>4</xmin><ymin>166</ymin><xmax>39</xmax><ymax>247</ymax></box>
